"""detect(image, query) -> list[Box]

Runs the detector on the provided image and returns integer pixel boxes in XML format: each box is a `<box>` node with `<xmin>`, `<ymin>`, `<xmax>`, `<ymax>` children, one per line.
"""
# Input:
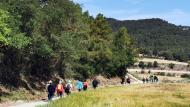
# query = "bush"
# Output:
<box><xmin>153</xmin><ymin>61</ymin><xmax>158</xmax><ymax>68</ymax></box>
<box><xmin>141</xmin><ymin>70</ymin><xmax>145</xmax><ymax>74</ymax></box>
<box><xmin>158</xmin><ymin>72</ymin><xmax>165</xmax><ymax>76</ymax></box>
<box><xmin>168</xmin><ymin>63</ymin><xmax>175</xmax><ymax>69</ymax></box>
<box><xmin>147</xmin><ymin>62</ymin><xmax>153</xmax><ymax>68</ymax></box>
<box><xmin>167</xmin><ymin>73</ymin><xmax>175</xmax><ymax>77</ymax></box>
<box><xmin>148</xmin><ymin>70</ymin><xmax>151</xmax><ymax>74</ymax></box>
<box><xmin>139</xmin><ymin>61</ymin><xmax>145</xmax><ymax>69</ymax></box>
<box><xmin>181</xmin><ymin>74</ymin><xmax>190</xmax><ymax>79</ymax></box>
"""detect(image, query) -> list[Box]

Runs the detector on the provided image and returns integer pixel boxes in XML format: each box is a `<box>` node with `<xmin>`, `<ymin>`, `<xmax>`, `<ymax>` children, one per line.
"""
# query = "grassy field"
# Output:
<box><xmin>40</xmin><ymin>84</ymin><xmax>190</xmax><ymax>107</ymax></box>
<box><xmin>138</xmin><ymin>58</ymin><xmax>188</xmax><ymax>65</ymax></box>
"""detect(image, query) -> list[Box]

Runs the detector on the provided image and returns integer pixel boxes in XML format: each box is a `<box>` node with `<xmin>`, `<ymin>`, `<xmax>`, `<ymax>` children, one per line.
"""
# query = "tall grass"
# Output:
<box><xmin>39</xmin><ymin>84</ymin><xmax>190</xmax><ymax>107</ymax></box>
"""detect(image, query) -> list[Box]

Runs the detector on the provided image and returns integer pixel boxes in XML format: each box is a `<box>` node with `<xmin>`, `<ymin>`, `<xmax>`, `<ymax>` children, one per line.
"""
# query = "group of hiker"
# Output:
<box><xmin>142</xmin><ymin>75</ymin><xmax>159</xmax><ymax>83</ymax></box>
<box><xmin>46</xmin><ymin>78</ymin><xmax>99</xmax><ymax>100</ymax></box>
<box><xmin>121</xmin><ymin>75</ymin><xmax>131</xmax><ymax>85</ymax></box>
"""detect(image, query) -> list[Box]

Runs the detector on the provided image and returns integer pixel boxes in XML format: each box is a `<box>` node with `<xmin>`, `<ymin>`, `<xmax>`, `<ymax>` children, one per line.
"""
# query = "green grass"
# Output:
<box><xmin>40</xmin><ymin>84</ymin><xmax>190</xmax><ymax>107</ymax></box>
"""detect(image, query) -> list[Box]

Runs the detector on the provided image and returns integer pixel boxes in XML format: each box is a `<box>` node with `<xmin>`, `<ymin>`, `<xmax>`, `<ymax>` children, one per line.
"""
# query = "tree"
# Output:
<box><xmin>153</xmin><ymin>61</ymin><xmax>158</xmax><ymax>68</ymax></box>
<box><xmin>112</xmin><ymin>27</ymin><xmax>136</xmax><ymax>77</ymax></box>
<box><xmin>147</xmin><ymin>62</ymin><xmax>153</xmax><ymax>68</ymax></box>
<box><xmin>139</xmin><ymin>61</ymin><xmax>145</xmax><ymax>69</ymax></box>
<box><xmin>153</xmin><ymin>49</ymin><xmax>158</xmax><ymax>56</ymax></box>
<box><xmin>168</xmin><ymin>63</ymin><xmax>175</xmax><ymax>69</ymax></box>
<box><xmin>161</xmin><ymin>51</ymin><xmax>173</xmax><ymax>60</ymax></box>
<box><xmin>0</xmin><ymin>0</ymin><xmax>138</xmax><ymax>88</ymax></box>
<box><xmin>87</xmin><ymin>13</ymin><xmax>113</xmax><ymax>76</ymax></box>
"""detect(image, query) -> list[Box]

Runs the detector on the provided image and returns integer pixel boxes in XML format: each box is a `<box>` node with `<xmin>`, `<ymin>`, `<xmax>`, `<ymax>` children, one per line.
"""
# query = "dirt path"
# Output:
<box><xmin>9</xmin><ymin>100</ymin><xmax>48</xmax><ymax>107</ymax></box>
<box><xmin>8</xmin><ymin>97</ymin><xmax>60</xmax><ymax>107</ymax></box>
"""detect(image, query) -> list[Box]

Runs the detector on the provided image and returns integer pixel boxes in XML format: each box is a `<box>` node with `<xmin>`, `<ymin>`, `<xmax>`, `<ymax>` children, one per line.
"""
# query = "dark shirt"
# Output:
<box><xmin>92</xmin><ymin>79</ymin><xmax>99</xmax><ymax>86</ymax></box>
<box><xmin>48</xmin><ymin>84</ymin><xmax>55</xmax><ymax>94</ymax></box>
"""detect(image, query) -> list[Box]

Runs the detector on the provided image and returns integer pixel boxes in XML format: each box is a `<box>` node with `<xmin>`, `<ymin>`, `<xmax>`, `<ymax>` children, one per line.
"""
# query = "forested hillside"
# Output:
<box><xmin>107</xmin><ymin>18</ymin><xmax>190</xmax><ymax>62</ymax></box>
<box><xmin>0</xmin><ymin>0</ymin><xmax>136</xmax><ymax>88</ymax></box>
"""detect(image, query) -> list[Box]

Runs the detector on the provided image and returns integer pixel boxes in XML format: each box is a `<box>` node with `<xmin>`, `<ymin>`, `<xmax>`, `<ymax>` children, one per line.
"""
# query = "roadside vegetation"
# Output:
<box><xmin>39</xmin><ymin>84</ymin><xmax>190</xmax><ymax>107</ymax></box>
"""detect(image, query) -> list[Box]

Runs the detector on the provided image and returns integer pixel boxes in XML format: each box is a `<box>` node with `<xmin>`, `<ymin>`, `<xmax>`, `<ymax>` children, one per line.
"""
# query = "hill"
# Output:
<box><xmin>107</xmin><ymin>18</ymin><xmax>190</xmax><ymax>61</ymax></box>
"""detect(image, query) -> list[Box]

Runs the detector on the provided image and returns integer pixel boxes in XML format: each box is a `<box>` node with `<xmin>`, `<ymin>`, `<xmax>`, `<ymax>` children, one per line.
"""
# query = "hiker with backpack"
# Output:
<box><xmin>121</xmin><ymin>77</ymin><xmax>125</xmax><ymax>85</ymax></box>
<box><xmin>65</xmin><ymin>80</ymin><xmax>72</xmax><ymax>95</ymax></box>
<box><xmin>92</xmin><ymin>78</ymin><xmax>99</xmax><ymax>89</ymax></box>
<box><xmin>154</xmin><ymin>75</ymin><xmax>159</xmax><ymax>82</ymax></box>
<box><xmin>127</xmin><ymin>77</ymin><xmax>131</xmax><ymax>84</ymax></box>
<box><xmin>47</xmin><ymin>80</ymin><xmax>55</xmax><ymax>101</ymax></box>
<box><xmin>83</xmin><ymin>80</ymin><xmax>88</xmax><ymax>91</ymax></box>
<box><xmin>125</xmin><ymin>75</ymin><xmax>128</xmax><ymax>84</ymax></box>
<box><xmin>142</xmin><ymin>77</ymin><xmax>146</xmax><ymax>84</ymax></box>
<box><xmin>76</xmin><ymin>80</ymin><xmax>83</xmax><ymax>92</ymax></box>
<box><xmin>145</xmin><ymin>77</ymin><xmax>149</xmax><ymax>83</ymax></box>
<box><xmin>56</xmin><ymin>80</ymin><xmax>64</xmax><ymax>97</ymax></box>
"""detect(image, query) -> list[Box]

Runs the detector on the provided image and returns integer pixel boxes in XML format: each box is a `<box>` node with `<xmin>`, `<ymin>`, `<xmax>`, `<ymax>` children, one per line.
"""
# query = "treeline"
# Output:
<box><xmin>107</xmin><ymin>18</ymin><xmax>190</xmax><ymax>62</ymax></box>
<box><xmin>0</xmin><ymin>0</ymin><xmax>136</xmax><ymax>87</ymax></box>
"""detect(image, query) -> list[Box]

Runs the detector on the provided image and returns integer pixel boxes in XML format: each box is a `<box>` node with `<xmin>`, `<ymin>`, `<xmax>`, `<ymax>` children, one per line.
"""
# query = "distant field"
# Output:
<box><xmin>137</xmin><ymin>58</ymin><xmax>188</xmax><ymax>65</ymax></box>
<box><xmin>40</xmin><ymin>84</ymin><xmax>190</xmax><ymax>107</ymax></box>
<box><xmin>128</xmin><ymin>69</ymin><xmax>190</xmax><ymax>74</ymax></box>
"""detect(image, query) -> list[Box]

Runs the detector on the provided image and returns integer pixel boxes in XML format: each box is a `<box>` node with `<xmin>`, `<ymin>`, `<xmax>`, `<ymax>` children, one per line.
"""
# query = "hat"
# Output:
<box><xmin>49</xmin><ymin>80</ymin><xmax>52</xmax><ymax>84</ymax></box>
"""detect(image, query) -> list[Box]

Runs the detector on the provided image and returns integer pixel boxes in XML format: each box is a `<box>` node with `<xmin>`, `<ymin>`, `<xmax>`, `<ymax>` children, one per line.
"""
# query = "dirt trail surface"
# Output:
<box><xmin>9</xmin><ymin>100</ymin><xmax>48</xmax><ymax>107</ymax></box>
<box><xmin>8</xmin><ymin>97</ymin><xmax>60</xmax><ymax>107</ymax></box>
<box><xmin>128</xmin><ymin>69</ymin><xmax>190</xmax><ymax>74</ymax></box>
<box><xmin>5</xmin><ymin>74</ymin><xmax>142</xmax><ymax>107</ymax></box>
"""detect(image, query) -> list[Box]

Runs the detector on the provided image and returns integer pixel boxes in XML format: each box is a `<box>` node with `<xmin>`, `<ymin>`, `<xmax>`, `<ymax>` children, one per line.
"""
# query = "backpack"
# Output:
<box><xmin>66</xmin><ymin>84</ymin><xmax>71</xmax><ymax>90</ymax></box>
<box><xmin>83</xmin><ymin>82</ymin><xmax>88</xmax><ymax>87</ymax></box>
<box><xmin>57</xmin><ymin>84</ymin><xmax>63</xmax><ymax>92</ymax></box>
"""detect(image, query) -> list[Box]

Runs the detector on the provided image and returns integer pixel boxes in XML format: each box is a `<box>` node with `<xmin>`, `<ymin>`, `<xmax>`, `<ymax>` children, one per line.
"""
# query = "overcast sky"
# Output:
<box><xmin>73</xmin><ymin>0</ymin><xmax>190</xmax><ymax>26</ymax></box>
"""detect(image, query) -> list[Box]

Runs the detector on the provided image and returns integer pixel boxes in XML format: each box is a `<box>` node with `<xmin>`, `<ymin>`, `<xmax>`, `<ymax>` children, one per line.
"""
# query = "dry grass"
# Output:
<box><xmin>138</xmin><ymin>58</ymin><xmax>188</xmax><ymax>65</ymax></box>
<box><xmin>40</xmin><ymin>84</ymin><xmax>190</xmax><ymax>107</ymax></box>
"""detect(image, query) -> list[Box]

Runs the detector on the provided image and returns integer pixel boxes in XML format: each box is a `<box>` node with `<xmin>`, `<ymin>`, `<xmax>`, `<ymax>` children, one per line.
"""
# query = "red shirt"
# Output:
<box><xmin>56</xmin><ymin>84</ymin><xmax>64</xmax><ymax>92</ymax></box>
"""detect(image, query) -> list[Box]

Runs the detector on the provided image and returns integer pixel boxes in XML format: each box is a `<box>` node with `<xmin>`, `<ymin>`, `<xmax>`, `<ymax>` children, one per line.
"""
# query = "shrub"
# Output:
<box><xmin>168</xmin><ymin>63</ymin><xmax>175</xmax><ymax>69</ymax></box>
<box><xmin>139</xmin><ymin>61</ymin><xmax>145</xmax><ymax>69</ymax></box>
<box><xmin>148</xmin><ymin>70</ymin><xmax>151</xmax><ymax>74</ymax></box>
<box><xmin>147</xmin><ymin>62</ymin><xmax>153</xmax><ymax>68</ymax></box>
<box><xmin>153</xmin><ymin>61</ymin><xmax>158</xmax><ymax>68</ymax></box>
<box><xmin>141</xmin><ymin>70</ymin><xmax>145</xmax><ymax>74</ymax></box>
<box><xmin>159</xmin><ymin>72</ymin><xmax>165</xmax><ymax>76</ymax></box>
<box><xmin>181</xmin><ymin>74</ymin><xmax>190</xmax><ymax>79</ymax></box>
<box><xmin>167</xmin><ymin>73</ymin><xmax>175</xmax><ymax>77</ymax></box>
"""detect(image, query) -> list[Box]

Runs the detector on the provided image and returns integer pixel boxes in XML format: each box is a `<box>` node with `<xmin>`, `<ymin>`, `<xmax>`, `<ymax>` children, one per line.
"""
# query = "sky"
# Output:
<box><xmin>73</xmin><ymin>0</ymin><xmax>190</xmax><ymax>26</ymax></box>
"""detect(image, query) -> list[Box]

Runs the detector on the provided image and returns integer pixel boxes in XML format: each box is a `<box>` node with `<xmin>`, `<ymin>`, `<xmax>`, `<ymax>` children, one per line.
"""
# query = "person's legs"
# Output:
<box><xmin>93</xmin><ymin>85</ymin><xmax>97</xmax><ymax>89</ymax></box>
<box><xmin>57</xmin><ymin>92</ymin><xmax>60</xmax><ymax>97</ymax></box>
<box><xmin>48</xmin><ymin>93</ymin><xmax>50</xmax><ymax>100</ymax></box>
<box><xmin>48</xmin><ymin>93</ymin><xmax>53</xmax><ymax>101</ymax></box>
<box><xmin>83</xmin><ymin>86</ymin><xmax>87</xmax><ymax>90</ymax></box>
<box><xmin>78</xmin><ymin>89</ymin><xmax>81</xmax><ymax>92</ymax></box>
<box><xmin>57</xmin><ymin>92</ymin><xmax>62</xmax><ymax>97</ymax></box>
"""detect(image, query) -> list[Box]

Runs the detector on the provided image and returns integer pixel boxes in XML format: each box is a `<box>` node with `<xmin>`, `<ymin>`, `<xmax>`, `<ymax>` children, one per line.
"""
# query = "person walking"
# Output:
<box><xmin>145</xmin><ymin>77</ymin><xmax>149</xmax><ymax>83</ymax></box>
<box><xmin>83</xmin><ymin>80</ymin><xmax>88</xmax><ymax>91</ymax></box>
<box><xmin>92</xmin><ymin>78</ymin><xmax>99</xmax><ymax>89</ymax></box>
<box><xmin>121</xmin><ymin>77</ymin><xmax>125</xmax><ymax>85</ymax></box>
<box><xmin>142</xmin><ymin>77</ymin><xmax>146</xmax><ymax>84</ymax></box>
<box><xmin>76</xmin><ymin>80</ymin><xmax>83</xmax><ymax>92</ymax></box>
<box><xmin>154</xmin><ymin>75</ymin><xmax>158</xmax><ymax>82</ymax></box>
<box><xmin>125</xmin><ymin>75</ymin><xmax>128</xmax><ymax>84</ymax></box>
<box><xmin>127</xmin><ymin>77</ymin><xmax>131</xmax><ymax>84</ymax></box>
<box><xmin>47</xmin><ymin>80</ymin><xmax>55</xmax><ymax>101</ymax></box>
<box><xmin>65</xmin><ymin>80</ymin><xmax>72</xmax><ymax>95</ymax></box>
<box><xmin>56</xmin><ymin>80</ymin><xmax>64</xmax><ymax>98</ymax></box>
